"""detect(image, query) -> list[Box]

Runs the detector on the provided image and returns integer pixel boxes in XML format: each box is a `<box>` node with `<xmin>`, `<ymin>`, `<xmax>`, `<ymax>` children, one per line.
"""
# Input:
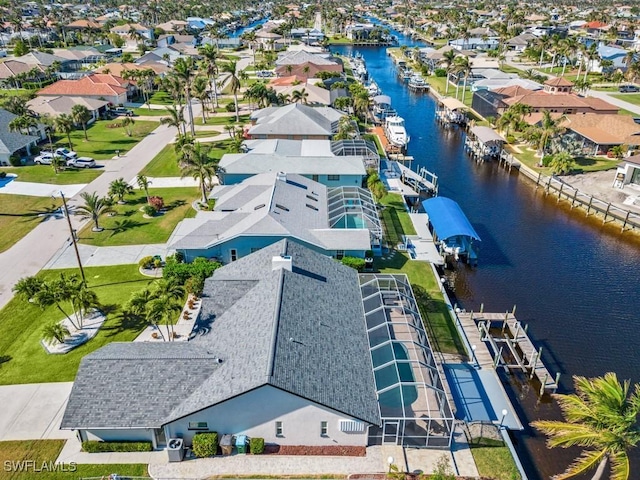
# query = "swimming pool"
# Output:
<box><xmin>374</xmin><ymin>342</ymin><xmax>419</xmax><ymax>413</ymax></box>
<box><xmin>0</xmin><ymin>174</ymin><xmax>17</xmax><ymax>188</ymax></box>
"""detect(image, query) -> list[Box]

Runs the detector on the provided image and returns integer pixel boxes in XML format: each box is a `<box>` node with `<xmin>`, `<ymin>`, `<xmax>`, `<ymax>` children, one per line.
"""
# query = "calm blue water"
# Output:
<box><xmin>332</xmin><ymin>24</ymin><xmax>640</xmax><ymax>480</ymax></box>
<box><xmin>0</xmin><ymin>175</ymin><xmax>15</xmax><ymax>187</ymax></box>
<box><xmin>228</xmin><ymin>18</ymin><xmax>269</xmax><ymax>38</ymax></box>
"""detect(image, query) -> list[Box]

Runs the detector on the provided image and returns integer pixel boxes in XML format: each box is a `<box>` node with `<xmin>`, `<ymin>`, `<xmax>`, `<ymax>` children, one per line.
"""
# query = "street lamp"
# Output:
<box><xmin>471</xmin><ymin>344</ymin><xmax>478</xmax><ymax>369</ymax></box>
<box><xmin>55</xmin><ymin>191</ymin><xmax>86</xmax><ymax>283</ymax></box>
<box><xmin>500</xmin><ymin>409</ymin><xmax>508</xmax><ymax>429</ymax></box>
<box><xmin>387</xmin><ymin>456</ymin><xmax>394</xmax><ymax>473</ymax></box>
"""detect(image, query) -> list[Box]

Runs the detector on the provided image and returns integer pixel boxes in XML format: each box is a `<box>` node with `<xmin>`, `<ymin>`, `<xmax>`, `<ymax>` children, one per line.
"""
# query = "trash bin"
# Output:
<box><xmin>235</xmin><ymin>435</ymin><xmax>248</xmax><ymax>454</ymax></box>
<box><xmin>220</xmin><ymin>434</ymin><xmax>234</xmax><ymax>455</ymax></box>
<box><xmin>167</xmin><ymin>438</ymin><xmax>184</xmax><ymax>462</ymax></box>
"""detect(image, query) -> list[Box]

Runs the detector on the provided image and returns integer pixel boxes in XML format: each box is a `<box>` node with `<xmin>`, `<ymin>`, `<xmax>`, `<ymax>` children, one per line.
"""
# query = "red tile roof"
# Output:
<box><xmin>38</xmin><ymin>75</ymin><xmax>127</xmax><ymax>97</ymax></box>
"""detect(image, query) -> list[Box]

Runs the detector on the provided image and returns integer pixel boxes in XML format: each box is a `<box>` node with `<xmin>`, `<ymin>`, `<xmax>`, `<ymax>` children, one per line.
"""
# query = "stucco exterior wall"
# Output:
<box><xmin>164</xmin><ymin>385</ymin><xmax>370</xmax><ymax>446</ymax></box>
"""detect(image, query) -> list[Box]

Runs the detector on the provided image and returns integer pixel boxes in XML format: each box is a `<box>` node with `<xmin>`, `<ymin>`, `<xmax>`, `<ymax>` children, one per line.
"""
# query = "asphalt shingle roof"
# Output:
<box><xmin>0</xmin><ymin>109</ymin><xmax>39</xmax><ymax>155</ymax></box>
<box><xmin>62</xmin><ymin>240</ymin><xmax>380</xmax><ymax>429</ymax></box>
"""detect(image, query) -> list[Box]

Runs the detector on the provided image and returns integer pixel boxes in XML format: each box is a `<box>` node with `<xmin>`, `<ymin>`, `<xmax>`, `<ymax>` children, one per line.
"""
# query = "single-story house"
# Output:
<box><xmin>275</xmin><ymin>50</ymin><xmax>343</xmax><ymax>77</ymax></box>
<box><xmin>37</xmin><ymin>73</ymin><xmax>132</xmax><ymax>105</ymax></box>
<box><xmin>109</xmin><ymin>23</ymin><xmax>154</xmax><ymax>40</ymax></box>
<box><xmin>218</xmin><ymin>138</ymin><xmax>376</xmax><ymax>186</ymax></box>
<box><xmin>155</xmin><ymin>20</ymin><xmax>189</xmax><ymax>33</ymax></box>
<box><xmin>505</xmin><ymin>33</ymin><xmax>537</xmax><ymax>52</ymax></box>
<box><xmin>61</xmin><ymin>240</ymin><xmax>381</xmax><ymax>448</ymax></box>
<box><xmin>168</xmin><ymin>172</ymin><xmax>380</xmax><ymax>263</ymax></box>
<box><xmin>13</xmin><ymin>51</ymin><xmax>70</xmax><ymax>69</ymax></box>
<box><xmin>613</xmin><ymin>155</ymin><xmax>640</xmax><ymax>188</ymax></box>
<box><xmin>27</xmin><ymin>96</ymin><xmax>109</xmax><ymax>121</ymax></box>
<box><xmin>560</xmin><ymin>114</ymin><xmax>640</xmax><ymax>156</ymax></box>
<box><xmin>449</xmin><ymin>37</ymin><xmax>499</xmax><ymax>51</ymax></box>
<box><xmin>270</xmin><ymin>83</ymin><xmax>331</xmax><ymax>106</ymax></box>
<box><xmin>247</xmin><ymin>104</ymin><xmax>345</xmax><ymax>140</ymax></box>
<box><xmin>290</xmin><ymin>28</ymin><xmax>325</xmax><ymax>43</ymax></box>
<box><xmin>0</xmin><ymin>109</ymin><xmax>42</xmax><ymax>165</ymax></box>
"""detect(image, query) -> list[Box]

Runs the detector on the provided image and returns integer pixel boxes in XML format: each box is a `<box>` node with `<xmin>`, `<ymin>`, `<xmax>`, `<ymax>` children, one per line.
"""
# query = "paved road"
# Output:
<box><xmin>0</xmin><ymin>122</ymin><xmax>178</xmax><ymax>310</ymax></box>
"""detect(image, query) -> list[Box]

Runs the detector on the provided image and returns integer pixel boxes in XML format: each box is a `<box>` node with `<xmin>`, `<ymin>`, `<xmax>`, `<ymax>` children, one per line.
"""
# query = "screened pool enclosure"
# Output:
<box><xmin>360</xmin><ymin>274</ymin><xmax>454</xmax><ymax>447</ymax></box>
<box><xmin>328</xmin><ymin>187</ymin><xmax>382</xmax><ymax>251</ymax></box>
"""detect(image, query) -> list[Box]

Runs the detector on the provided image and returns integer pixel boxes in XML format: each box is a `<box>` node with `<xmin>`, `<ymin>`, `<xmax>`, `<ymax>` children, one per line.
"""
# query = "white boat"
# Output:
<box><xmin>408</xmin><ymin>74</ymin><xmax>430</xmax><ymax>91</ymax></box>
<box><xmin>366</xmin><ymin>81</ymin><xmax>381</xmax><ymax>96</ymax></box>
<box><xmin>384</xmin><ymin>115</ymin><xmax>410</xmax><ymax>149</ymax></box>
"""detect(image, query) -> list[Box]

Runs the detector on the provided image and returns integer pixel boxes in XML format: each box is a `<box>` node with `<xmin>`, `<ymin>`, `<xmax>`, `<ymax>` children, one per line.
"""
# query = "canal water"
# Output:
<box><xmin>332</xmin><ymin>29</ymin><xmax>640</xmax><ymax>480</ymax></box>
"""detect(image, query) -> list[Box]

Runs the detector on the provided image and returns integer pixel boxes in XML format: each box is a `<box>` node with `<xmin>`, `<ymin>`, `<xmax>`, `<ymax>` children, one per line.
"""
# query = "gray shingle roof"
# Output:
<box><xmin>62</xmin><ymin>240</ymin><xmax>380</xmax><ymax>429</ymax></box>
<box><xmin>0</xmin><ymin>109</ymin><xmax>39</xmax><ymax>155</ymax></box>
<box><xmin>249</xmin><ymin>104</ymin><xmax>343</xmax><ymax>137</ymax></box>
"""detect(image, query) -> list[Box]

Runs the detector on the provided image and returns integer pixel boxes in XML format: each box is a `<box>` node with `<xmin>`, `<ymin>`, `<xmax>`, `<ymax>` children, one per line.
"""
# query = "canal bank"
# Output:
<box><xmin>332</xmin><ymin>24</ymin><xmax>640</xmax><ymax>480</ymax></box>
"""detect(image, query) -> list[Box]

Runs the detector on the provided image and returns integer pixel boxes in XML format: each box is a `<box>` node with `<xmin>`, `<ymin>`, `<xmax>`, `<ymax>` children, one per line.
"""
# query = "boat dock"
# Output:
<box><xmin>457</xmin><ymin>310</ymin><xmax>559</xmax><ymax>396</ymax></box>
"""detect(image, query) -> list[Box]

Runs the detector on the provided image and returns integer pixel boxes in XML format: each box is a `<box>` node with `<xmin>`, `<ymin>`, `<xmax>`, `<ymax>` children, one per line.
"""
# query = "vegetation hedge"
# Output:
<box><xmin>341</xmin><ymin>256</ymin><xmax>366</xmax><ymax>272</ymax></box>
<box><xmin>138</xmin><ymin>256</ymin><xmax>154</xmax><ymax>269</ymax></box>
<box><xmin>163</xmin><ymin>256</ymin><xmax>221</xmax><ymax>285</ymax></box>
<box><xmin>249</xmin><ymin>437</ymin><xmax>265</xmax><ymax>454</ymax></box>
<box><xmin>82</xmin><ymin>441</ymin><xmax>153</xmax><ymax>453</ymax></box>
<box><xmin>192</xmin><ymin>432</ymin><xmax>219</xmax><ymax>457</ymax></box>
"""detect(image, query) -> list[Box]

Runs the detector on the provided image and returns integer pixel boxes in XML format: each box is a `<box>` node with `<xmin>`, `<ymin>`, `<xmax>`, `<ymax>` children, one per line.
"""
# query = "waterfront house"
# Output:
<box><xmin>167</xmin><ymin>172</ymin><xmax>380</xmax><ymax>262</ymax></box>
<box><xmin>560</xmin><ymin>114</ymin><xmax>640</xmax><ymax>156</ymax></box>
<box><xmin>247</xmin><ymin>104</ymin><xmax>345</xmax><ymax>140</ymax></box>
<box><xmin>275</xmin><ymin>50</ymin><xmax>343</xmax><ymax>78</ymax></box>
<box><xmin>27</xmin><ymin>96</ymin><xmax>108</xmax><ymax>121</ymax></box>
<box><xmin>61</xmin><ymin>240</ymin><xmax>381</xmax><ymax>449</ymax></box>
<box><xmin>613</xmin><ymin>154</ymin><xmax>640</xmax><ymax>188</ymax></box>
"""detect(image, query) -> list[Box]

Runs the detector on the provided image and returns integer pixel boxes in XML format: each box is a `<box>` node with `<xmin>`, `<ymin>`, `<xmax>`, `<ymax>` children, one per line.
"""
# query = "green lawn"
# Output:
<box><xmin>427</xmin><ymin>75</ymin><xmax>473</xmax><ymax>107</ymax></box>
<box><xmin>0</xmin><ymin>440</ymin><xmax>148</xmax><ymax>480</ymax></box>
<box><xmin>148</xmin><ymin>90</ymin><xmax>174</xmax><ymax>105</ymax></box>
<box><xmin>379</xmin><ymin>193</ymin><xmax>417</xmax><ymax>246</ymax></box>
<box><xmin>327</xmin><ymin>36</ymin><xmax>353</xmax><ymax>44</ymax></box>
<box><xmin>200</xmin><ymin>114</ymin><xmax>250</xmax><ymax>126</ymax></box>
<box><xmin>57</xmin><ymin>120</ymin><xmax>157</xmax><ymax>159</ymax></box>
<box><xmin>0</xmin><ymin>88</ymin><xmax>34</xmax><ymax>98</ymax></box>
<box><xmin>1</xmin><ymin>165</ymin><xmax>101</xmax><ymax>184</ymax></box>
<box><xmin>77</xmin><ymin>187</ymin><xmax>198</xmax><ymax>246</ymax></box>
<box><xmin>506</xmin><ymin>145</ymin><xmax>619</xmax><ymax>175</ymax></box>
<box><xmin>611</xmin><ymin>93</ymin><xmax>640</xmax><ymax>106</ymax></box>
<box><xmin>619</xmin><ymin>107</ymin><xmax>637</xmax><ymax>116</ymax></box>
<box><xmin>0</xmin><ymin>265</ymin><xmax>157</xmax><ymax>385</ymax></box>
<box><xmin>0</xmin><ymin>194</ymin><xmax>62</xmax><ymax>253</ymax></box>
<box><xmin>139</xmin><ymin>145</ymin><xmax>182</xmax><ymax>177</ymax></box>
<box><xmin>499</xmin><ymin>64</ymin><xmax>524</xmax><ymax>75</ymax></box>
<box><xmin>470</xmin><ymin>439</ymin><xmax>522</xmax><ymax>480</ymax></box>
<box><xmin>131</xmin><ymin>106</ymin><xmax>170</xmax><ymax>117</ymax></box>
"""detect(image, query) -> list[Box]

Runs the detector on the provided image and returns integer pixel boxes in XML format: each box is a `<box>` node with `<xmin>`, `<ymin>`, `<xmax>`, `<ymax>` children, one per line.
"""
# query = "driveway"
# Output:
<box><xmin>44</xmin><ymin>243</ymin><xmax>168</xmax><ymax>270</ymax></box>
<box><xmin>0</xmin><ymin>181</ymin><xmax>86</xmax><ymax>198</ymax></box>
<box><xmin>0</xmin><ymin>383</ymin><xmax>75</xmax><ymax>440</ymax></box>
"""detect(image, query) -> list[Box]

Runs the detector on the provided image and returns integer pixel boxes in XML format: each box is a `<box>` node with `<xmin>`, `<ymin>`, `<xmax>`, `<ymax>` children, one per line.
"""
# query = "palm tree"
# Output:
<box><xmin>222</xmin><ymin>60</ymin><xmax>241</xmax><ymax>122</ymax></box>
<box><xmin>121</xmin><ymin>116</ymin><xmax>135</xmax><ymax>137</ymax></box>
<box><xmin>146</xmin><ymin>297</ymin><xmax>182</xmax><ymax>341</ymax></box>
<box><xmin>535</xmin><ymin>110</ymin><xmax>566</xmax><ymax>156</ymax></box>
<box><xmin>173</xmin><ymin>57</ymin><xmax>196</xmax><ymax>136</ymax></box>
<box><xmin>451</xmin><ymin>55</ymin><xmax>472</xmax><ymax>102</ymax></box>
<box><xmin>55</xmin><ymin>114</ymin><xmax>74</xmax><ymax>149</ymax></box>
<box><xmin>13</xmin><ymin>276</ymin><xmax>44</xmax><ymax>303</ymax></box>
<box><xmin>291</xmin><ymin>88</ymin><xmax>309</xmax><ymax>104</ymax></box>
<box><xmin>42</xmin><ymin>322</ymin><xmax>70</xmax><ymax>344</ymax></box>
<box><xmin>198</xmin><ymin>43</ymin><xmax>220</xmax><ymax>109</ymax></box>
<box><xmin>31</xmin><ymin>274</ymin><xmax>80</xmax><ymax>330</ymax></box>
<box><xmin>71</xmin><ymin>285</ymin><xmax>99</xmax><ymax>328</ymax></box>
<box><xmin>127</xmin><ymin>288</ymin><xmax>154</xmax><ymax>316</ymax></box>
<box><xmin>137</xmin><ymin>175</ymin><xmax>152</xmax><ymax>204</ymax></box>
<box><xmin>191</xmin><ymin>75</ymin><xmax>210</xmax><ymax>124</ymax></box>
<box><xmin>40</xmin><ymin>114</ymin><xmax>56</xmax><ymax>151</ymax></box>
<box><xmin>160</xmin><ymin>104</ymin><xmax>186</xmax><ymax>137</ymax></box>
<box><xmin>71</xmin><ymin>104</ymin><xmax>92</xmax><ymax>140</ymax></box>
<box><xmin>180</xmin><ymin>142</ymin><xmax>217</xmax><ymax>203</ymax></box>
<box><xmin>442</xmin><ymin>49</ymin><xmax>457</xmax><ymax>95</ymax></box>
<box><xmin>108</xmin><ymin>178</ymin><xmax>134</xmax><ymax>204</ymax></box>
<box><xmin>533</xmin><ymin>373</ymin><xmax>640</xmax><ymax>480</ymax></box>
<box><xmin>75</xmin><ymin>191</ymin><xmax>114</xmax><ymax>232</ymax></box>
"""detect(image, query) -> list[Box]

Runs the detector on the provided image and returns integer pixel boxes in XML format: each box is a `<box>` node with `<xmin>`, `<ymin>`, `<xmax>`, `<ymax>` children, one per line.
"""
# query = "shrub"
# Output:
<box><xmin>9</xmin><ymin>154</ymin><xmax>21</xmax><ymax>166</ymax></box>
<box><xmin>249</xmin><ymin>437</ymin><xmax>265</xmax><ymax>454</ymax></box>
<box><xmin>0</xmin><ymin>171</ymin><xmax>6</xmax><ymax>178</ymax></box>
<box><xmin>341</xmin><ymin>256</ymin><xmax>366</xmax><ymax>272</ymax></box>
<box><xmin>174</xmin><ymin>251</ymin><xmax>185</xmax><ymax>263</ymax></box>
<box><xmin>434</xmin><ymin>68</ymin><xmax>447</xmax><ymax>77</ymax></box>
<box><xmin>139</xmin><ymin>256</ymin><xmax>154</xmax><ymax>269</ymax></box>
<box><xmin>192</xmin><ymin>432</ymin><xmax>218</xmax><ymax>457</ymax></box>
<box><xmin>163</xmin><ymin>256</ymin><xmax>221</xmax><ymax>285</ymax></box>
<box><xmin>154</xmin><ymin>258</ymin><xmax>163</xmax><ymax>269</ymax></box>
<box><xmin>184</xmin><ymin>275</ymin><xmax>205</xmax><ymax>297</ymax></box>
<box><xmin>82</xmin><ymin>441</ymin><xmax>153</xmax><ymax>453</ymax></box>
<box><xmin>365</xmin><ymin>250</ymin><xmax>374</xmax><ymax>259</ymax></box>
<box><xmin>225</xmin><ymin>101</ymin><xmax>237</xmax><ymax>112</ymax></box>
<box><xmin>149</xmin><ymin>195</ymin><xmax>164</xmax><ymax>212</ymax></box>
<box><xmin>542</xmin><ymin>155</ymin><xmax>553</xmax><ymax>167</ymax></box>
<box><xmin>142</xmin><ymin>205</ymin><xmax>156</xmax><ymax>216</ymax></box>
<box><xmin>506</xmin><ymin>135</ymin><xmax>516</xmax><ymax>144</ymax></box>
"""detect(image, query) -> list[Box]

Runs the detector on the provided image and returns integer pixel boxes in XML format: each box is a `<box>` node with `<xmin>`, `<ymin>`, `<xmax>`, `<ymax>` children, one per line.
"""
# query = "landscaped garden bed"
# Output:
<box><xmin>264</xmin><ymin>445</ymin><xmax>366</xmax><ymax>456</ymax></box>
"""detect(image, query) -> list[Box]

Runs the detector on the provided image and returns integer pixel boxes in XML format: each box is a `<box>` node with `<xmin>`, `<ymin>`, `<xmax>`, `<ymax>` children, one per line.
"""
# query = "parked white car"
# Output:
<box><xmin>34</xmin><ymin>152</ymin><xmax>56</xmax><ymax>165</ymax></box>
<box><xmin>67</xmin><ymin>157</ymin><xmax>96</xmax><ymax>168</ymax></box>
<box><xmin>55</xmin><ymin>147</ymin><xmax>77</xmax><ymax>160</ymax></box>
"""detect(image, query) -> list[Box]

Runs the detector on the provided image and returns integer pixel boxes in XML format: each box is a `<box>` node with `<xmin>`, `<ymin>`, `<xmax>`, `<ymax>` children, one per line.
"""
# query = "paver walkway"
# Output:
<box><xmin>44</xmin><ymin>243</ymin><xmax>168</xmax><ymax>270</ymax></box>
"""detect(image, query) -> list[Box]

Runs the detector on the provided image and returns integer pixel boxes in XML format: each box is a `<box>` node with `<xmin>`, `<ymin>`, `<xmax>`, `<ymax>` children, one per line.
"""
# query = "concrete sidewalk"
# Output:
<box><xmin>44</xmin><ymin>243</ymin><xmax>168</xmax><ymax>270</ymax></box>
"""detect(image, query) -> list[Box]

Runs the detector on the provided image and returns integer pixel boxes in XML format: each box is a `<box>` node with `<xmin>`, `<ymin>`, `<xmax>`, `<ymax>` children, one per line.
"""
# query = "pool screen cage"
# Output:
<box><xmin>360</xmin><ymin>274</ymin><xmax>454</xmax><ymax>448</ymax></box>
<box><xmin>328</xmin><ymin>187</ymin><xmax>382</xmax><ymax>249</ymax></box>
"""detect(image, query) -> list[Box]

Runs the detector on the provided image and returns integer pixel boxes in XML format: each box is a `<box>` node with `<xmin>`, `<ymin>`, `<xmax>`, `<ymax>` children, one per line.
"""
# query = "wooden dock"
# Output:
<box><xmin>457</xmin><ymin>310</ymin><xmax>559</xmax><ymax>396</ymax></box>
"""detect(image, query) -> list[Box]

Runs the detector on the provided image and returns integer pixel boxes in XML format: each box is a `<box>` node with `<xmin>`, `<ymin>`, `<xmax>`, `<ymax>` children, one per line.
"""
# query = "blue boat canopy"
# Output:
<box><xmin>422</xmin><ymin>197</ymin><xmax>481</xmax><ymax>242</ymax></box>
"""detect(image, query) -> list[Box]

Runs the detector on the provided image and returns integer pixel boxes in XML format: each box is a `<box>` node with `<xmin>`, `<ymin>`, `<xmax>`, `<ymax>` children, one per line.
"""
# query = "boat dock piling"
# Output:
<box><xmin>457</xmin><ymin>309</ymin><xmax>559</xmax><ymax>397</ymax></box>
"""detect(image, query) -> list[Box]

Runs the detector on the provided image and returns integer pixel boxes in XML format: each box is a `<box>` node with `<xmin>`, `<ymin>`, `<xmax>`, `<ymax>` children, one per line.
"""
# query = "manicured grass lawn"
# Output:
<box><xmin>0</xmin><ymin>440</ymin><xmax>148</xmax><ymax>479</ymax></box>
<box><xmin>148</xmin><ymin>90</ymin><xmax>174</xmax><ymax>105</ymax></box>
<box><xmin>619</xmin><ymin>108</ymin><xmax>637</xmax><ymax>116</ymax></box>
<box><xmin>131</xmin><ymin>106</ymin><xmax>170</xmax><ymax>117</ymax></box>
<box><xmin>506</xmin><ymin>145</ymin><xmax>619</xmax><ymax>174</ymax></box>
<box><xmin>56</xmin><ymin>120</ymin><xmax>157</xmax><ymax>159</ymax></box>
<box><xmin>0</xmin><ymin>265</ymin><xmax>157</xmax><ymax>385</ymax></box>
<box><xmin>611</xmin><ymin>93</ymin><xmax>640</xmax><ymax>106</ymax></box>
<box><xmin>379</xmin><ymin>193</ymin><xmax>417</xmax><ymax>246</ymax></box>
<box><xmin>0</xmin><ymin>194</ymin><xmax>62</xmax><ymax>253</ymax></box>
<box><xmin>470</xmin><ymin>440</ymin><xmax>522</xmax><ymax>480</ymax></box>
<box><xmin>2</xmin><ymin>165</ymin><xmax>101</xmax><ymax>184</ymax></box>
<box><xmin>499</xmin><ymin>64</ymin><xmax>524</xmax><ymax>75</ymax></box>
<box><xmin>201</xmin><ymin>114</ymin><xmax>250</xmax><ymax>126</ymax></box>
<box><xmin>327</xmin><ymin>36</ymin><xmax>353</xmax><ymax>44</ymax></box>
<box><xmin>139</xmin><ymin>145</ymin><xmax>181</xmax><ymax>177</ymax></box>
<box><xmin>78</xmin><ymin>187</ymin><xmax>198</xmax><ymax>246</ymax></box>
<box><xmin>0</xmin><ymin>88</ymin><xmax>34</xmax><ymax>98</ymax></box>
<box><xmin>427</xmin><ymin>75</ymin><xmax>473</xmax><ymax>106</ymax></box>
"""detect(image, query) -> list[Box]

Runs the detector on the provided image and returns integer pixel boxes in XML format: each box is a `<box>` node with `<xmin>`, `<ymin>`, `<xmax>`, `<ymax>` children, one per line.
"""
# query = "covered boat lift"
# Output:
<box><xmin>435</xmin><ymin>97</ymin><xmax>467</xmax><ymax>126</ymax></box>
<box><xmin>422</xmin><ymin>197</ymin><xmax>480</xmax><ymax>265</ymax></box>
<box><xmin>464</xmin><ymin>126</ymin><xmax>505</xmax><ymax>161</ymax></box>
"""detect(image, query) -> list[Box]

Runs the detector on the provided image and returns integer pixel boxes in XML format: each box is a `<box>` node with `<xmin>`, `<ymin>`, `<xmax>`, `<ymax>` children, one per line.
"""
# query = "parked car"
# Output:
<box><xmin>34</xmin><ymin>152</ymin><xmax>56</xmax><ymax>165</ymax></box>
<box><xmin>0</xmin><ymin>50</ymin><xmax>7</xmax><ymax>58</ymax></box>
<box><xmin>55</xmin><ymin>147</ymin><xmax>77</xmax><ymax>160</ymax></box>
<box><xmin>67</xmin><ymin>157</ymin><xmax>96</xmax><ymax>168</ymax></box>
<box><xmin>256</xmin><ymin>70</ymin><xmax>274</xmax><ymax>78</ymax></box>
<box><xmin>619</xmin><ymin>84</ymin><xmax>639</xmax><ymax>93</ymax></box>
<box><xmin>113</xmin><ymin>107</ymin><xmax>134</xmax><ymax>116</ymax></box>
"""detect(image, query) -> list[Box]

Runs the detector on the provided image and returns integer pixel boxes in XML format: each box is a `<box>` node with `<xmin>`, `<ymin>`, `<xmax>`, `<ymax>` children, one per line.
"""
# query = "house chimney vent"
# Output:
<box><xmin>272</xmin><ymin>255</ymin><xmax>292</xmax><ymax>271</ymax></box>
<box><xmin>276</xmin><ymin>171</ymin><xmax>287</xmax><ymax>182</ymax></box>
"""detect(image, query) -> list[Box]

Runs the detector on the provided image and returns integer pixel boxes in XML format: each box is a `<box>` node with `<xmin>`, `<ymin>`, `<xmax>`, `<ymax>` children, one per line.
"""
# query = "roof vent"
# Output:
<box><xmin>272</xmin><ymin>254</ymin><xmax>292</xmax><ymax>271</ymax></box>
<box><xmin>214</xmin><ymin>358</ymin><xmax>223</xmax><ymax>364</ymax></box>
<box><xmin>276</xmin><ymin>171</ymin><xmax>287</xmax><ymax>182</ymax></box>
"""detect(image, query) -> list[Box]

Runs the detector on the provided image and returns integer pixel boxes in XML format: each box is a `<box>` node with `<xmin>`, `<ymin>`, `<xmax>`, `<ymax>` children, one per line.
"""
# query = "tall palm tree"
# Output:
<box><xmin>40</xmin><ymin>114</ymin><xmax>56</xmax><ymax>151</ymax></box>
<box><xmin>108</xmin><ymin>177</ymin><xmax>134</xmax><ymax>204</ymax></box>
<box><xmin>535</xmin><ymin>110</ymin><xmax>566</xmax><ymax>156</ymax></box>
<box><xmin>136</xmin><ymin>175</ymin><xmax>152</xmax><ymax>204</ymax></box>
<box><xmin>198</xmin><ymin>43</ymin><xmax>220</xmax><ymax>109</ymax></box>
<box><xmin>291</xmin><ymin>88</ymin><xmax>309</xmax><ymax>104</ymax></box>
<box><xmin>75</xmin><ymin>191</ymin><xmax>114</xmax><ymax>232</ymax></box>
<box><xmin>451</xmin><ymin>55</ymin><xmax>472</xmax><ymax>101</ymax></box>
<box><xmin>55</xmin><ymin>114</ymin><xmax>74</xmax><ymax>149</ymax></box>
<box><xmin>146</xmin><ymin>297</ymin><xmax>181</xmax><ymax>341</ymax></box>
<box><xmin>71</xmin><ymin>104</ymin><xmax>92</xmax><ymax>140</ymax></box>
<box><xmin>180</xmin><ymin>142</ymin><xmax>217</xmax><ymax>203</ymax></box>
<box><xmin>173</xmin><ymin>57</ymin><xmax>196</xmax><ymax>136</ymax></box>
<box><xmin>442</xmin><ymin>50</ymin><xmax>457</xmax><ymax>95</ymax></box>
<box><xmin>160</xmin><ymin>104</ymin><xmax>186</xmax><ymax>137</ymax></box>
<box><xmin>533</xmin><ymin>373</ymin><xmax>640</xmax><ymax>480</ymax></box>
<box><xmin>32</xmin><ymin>274</ymin><xmax>80</xmax><ymax>330</ymax></box>
<box><xmin>191</xmin><ymin>75</ymin><xmax>210</xmax><ymax>124</ymax></box>
<box><xmin>222</xmin><ymin>60</ymin><xmax>241</xmax><ymax>122</ymax></box>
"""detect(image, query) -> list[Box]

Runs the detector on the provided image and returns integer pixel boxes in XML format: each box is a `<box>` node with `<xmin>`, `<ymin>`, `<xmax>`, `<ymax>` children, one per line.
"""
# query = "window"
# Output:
<box><xmin>311</xmin><ymin>175</ymin><xmax>319</xmax><ymax>182</ymax></box>
<box><xmin>336</xmin><ymin>250</ymin><xmax>345</xmax><ymax>260</ymax></box>
<box><xmin>328</xmin><ymin>175</ymin><xmax>340</xmax><ymax>181</ymax></box>
<box><xmin>275</xmin><ymin>421</ymin><xmax>283</xmax><ymax>437</ymax></box>
<box><xmin>188</xmin><ymin>422</ymin><xmax>208</xmax><ymax>430</ymax></box>
<box><xmin>230</xmin><ymin>249</ymin><xmax>238</xmax><ymax>262</ymax></box>
<box><xmin>320</xmin><ymin>421</ymin><xmax>328</xmax><ymax>436</ymax></box>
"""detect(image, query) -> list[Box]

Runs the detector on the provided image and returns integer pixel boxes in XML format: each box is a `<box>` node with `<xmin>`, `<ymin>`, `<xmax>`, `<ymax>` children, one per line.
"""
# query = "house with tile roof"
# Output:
<box><xmin>247</xmin><ymin>104</ymin><xmax>344</xmax><ymax>140</ymax></box>
<box><xmin>560</xmin><ymin>114</ymin><xmax>640</xmax><ymax>156</ymax></box>
<box><xmin>275</xmin><ymin>50</ymin><xmax>343</xmax><ymax>77</ymax></box>
<box><xmin>37</xmin><ymin>73</ymin><xmax>131</xmax><ymax>104</ymax></box>
<box><xmin>61</xmin><ymin>239</ymin><xmax>380</xmax><ymax>448</ymax></box>
<box><xmin>168</xmin><ymin>172</ymin><xmax>381</xmax><ymax>263</ymax></box>
<box><xmin>27</xmin><ymin>95</ymin><xmax>108</xmax><ymax>121</ymax></box>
